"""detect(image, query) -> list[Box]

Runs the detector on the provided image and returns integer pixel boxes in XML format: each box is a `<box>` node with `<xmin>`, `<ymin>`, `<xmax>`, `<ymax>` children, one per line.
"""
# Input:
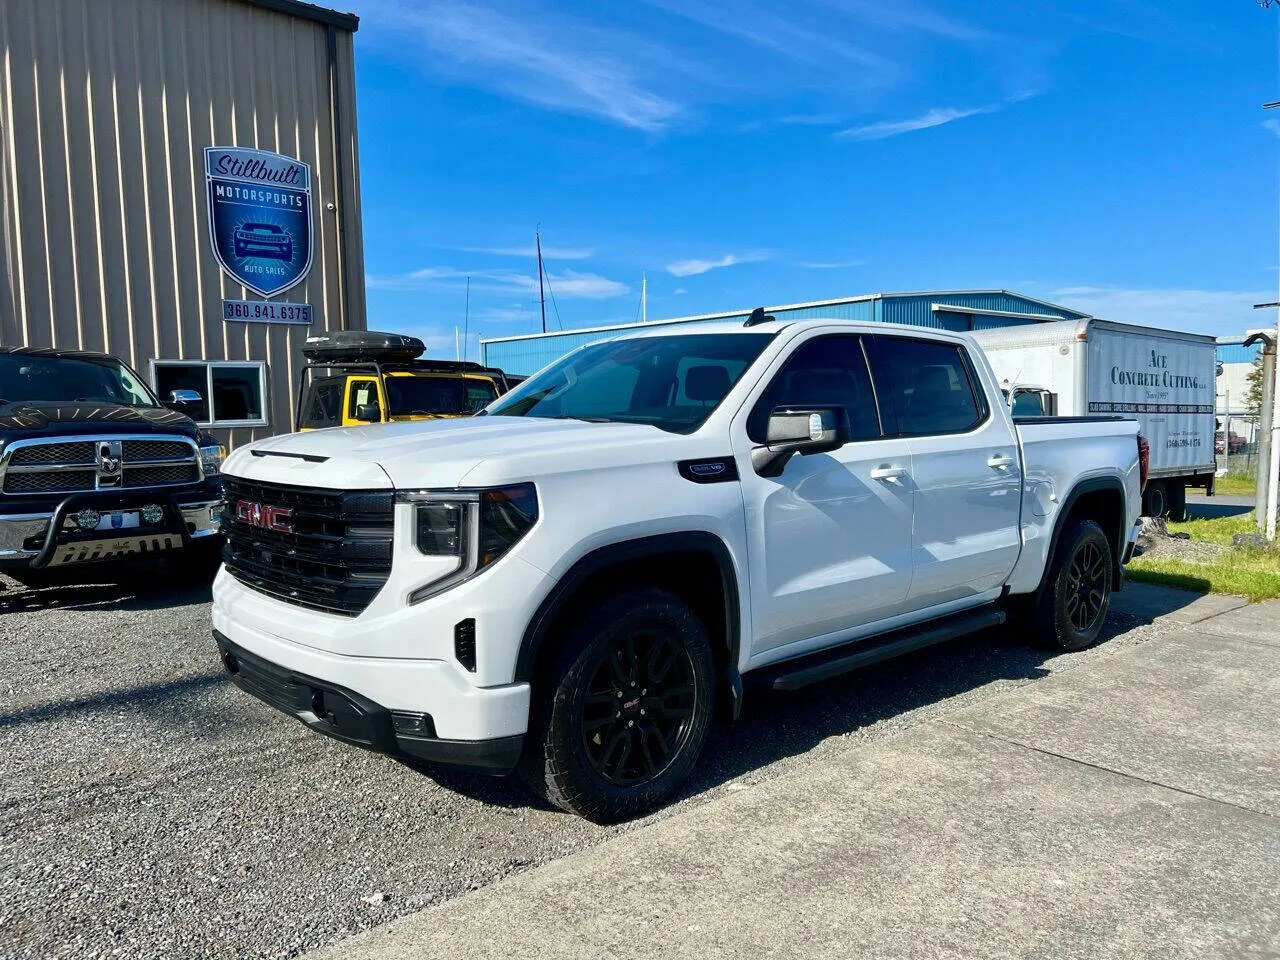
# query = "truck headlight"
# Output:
<box><xmin>200</xmin><ymin>443</ymin><xmax>226</xmax><ymax>476</ymax></box>
<box><xmin>400</xmin><ymin>484</ymin><xmax>538</xmax><ymax>603</ymax></box>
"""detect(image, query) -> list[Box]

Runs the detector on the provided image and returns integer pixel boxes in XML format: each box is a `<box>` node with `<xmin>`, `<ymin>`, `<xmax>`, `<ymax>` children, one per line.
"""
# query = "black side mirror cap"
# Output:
<box><xmin>354</xmin><ymin>402</ymin><xmax>381</xmax><ymax>423</ymax></box>
<box><xmin>752</xmin><ymin>406</ymin><xmax>850</xmax><ymax>478</ymax></box>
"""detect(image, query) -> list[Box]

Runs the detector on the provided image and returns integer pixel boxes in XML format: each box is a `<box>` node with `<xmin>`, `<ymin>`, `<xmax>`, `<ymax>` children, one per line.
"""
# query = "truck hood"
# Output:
<box><xmin>226</xmin><ymin>416</ymin><xmax>679</xmax><ymax>490</ymax></box>
<box><xmin>0</xmin><ymin>402</ymin><xmax>198</xmax><ymax>438</ymax></box>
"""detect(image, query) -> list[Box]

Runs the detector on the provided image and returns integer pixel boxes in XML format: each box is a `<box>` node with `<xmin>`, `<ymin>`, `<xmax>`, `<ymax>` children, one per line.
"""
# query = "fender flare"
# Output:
<box><xmin>514</xmin><ymin>531</ymin><xmax>743</xmax><ymax>700</ymax></box>
<box><xmin>1036</xmin><ymin>474</ymin><xmax>1129</xmax><ymax>596</ymax></box>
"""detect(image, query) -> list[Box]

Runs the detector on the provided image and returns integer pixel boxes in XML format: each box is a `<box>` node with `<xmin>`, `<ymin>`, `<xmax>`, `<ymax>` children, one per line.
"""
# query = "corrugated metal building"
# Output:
<box><xmin>0</xmin><ymin>0</ymin><xmax>365</xmax><ymax>445</ymax></box>
<box><xmin>1215</xmin><ymin>336</ymin><xmax>1262</xmax><ymax>442</ymax></box>
<box><xmin>481</xmin><ymin>290</ymin><xmax>1091</xmax><ymax>376</ymax></box>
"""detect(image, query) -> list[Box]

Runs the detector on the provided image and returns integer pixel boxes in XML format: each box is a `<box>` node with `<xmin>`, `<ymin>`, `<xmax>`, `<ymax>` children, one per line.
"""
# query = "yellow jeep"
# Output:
<box><xmin>296</xmin><ymin>332</ymin><xmax>521</xmax><ymax>430</ymax></box>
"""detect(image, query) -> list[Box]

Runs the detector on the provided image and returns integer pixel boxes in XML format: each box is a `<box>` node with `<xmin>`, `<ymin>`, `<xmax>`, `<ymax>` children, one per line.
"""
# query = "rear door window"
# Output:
<box><xmin>302</xmin><ymin>378</ymin><xmax>344</xmax><ymax>428</ymax></box>
<box><xmin>868</xmin><ymin>336</ymin><xmax>987</xmax><ymax>436</ymax></box>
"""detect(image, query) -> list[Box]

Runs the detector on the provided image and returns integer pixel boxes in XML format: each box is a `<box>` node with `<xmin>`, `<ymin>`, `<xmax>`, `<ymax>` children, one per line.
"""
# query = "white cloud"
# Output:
<box><xmin>666</xmin><ymin>253</ymin><xmax>766</xmax><ymax>277</ymax></box>
<box><xmin>674</xmin><ymin>288</ymin><xmax>688</xmax><ymax>295</ymax></box>
<box><xmin>356</xmin><ymin>1</ymin><xmax>680</xmax><ymax>131</ymax></box>
<box><xmin>837</xmin><ymin>104</ymin><xmax>1000</xmax><ymax>141</ymax></box>
<box><xmin>1265</xmin><ymin>118</ymin><xmax>1280</xmax><ymax>139</ymax></box>
<box><xmin>1048</xmin><ymin>285</ymin><xmax>1275</xmax><ymax>337</ymax></box>
<box><xmin>368</xmin><ymin>265</ymin><xmax>629</xmax><ymax>299</ymax></box>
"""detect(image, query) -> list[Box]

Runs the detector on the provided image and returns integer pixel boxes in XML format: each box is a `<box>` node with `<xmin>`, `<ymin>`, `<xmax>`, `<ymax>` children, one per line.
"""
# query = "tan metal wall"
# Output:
<box><xmin>0</xmin><ymin>0</ymin><xmax>365</xmax><ymax>446</ymax></box>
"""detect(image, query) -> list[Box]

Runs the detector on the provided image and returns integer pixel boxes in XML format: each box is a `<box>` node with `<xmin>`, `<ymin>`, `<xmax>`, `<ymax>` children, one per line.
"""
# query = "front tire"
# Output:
<box><xmin>1033</xmin><ymin>519</ymin><xmax>1114</xmax><ymax>652</ymax></box>
<box><xmin>520</xmin><ymin>588</ymin><xmax>716</xmax><ymax>824</ymax></box>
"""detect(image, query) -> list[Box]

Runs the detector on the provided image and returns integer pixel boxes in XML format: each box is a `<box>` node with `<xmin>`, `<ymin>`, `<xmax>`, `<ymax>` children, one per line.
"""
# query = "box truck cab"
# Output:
<box><xmin>296</xmin><ymin>331</ymin><xmax>520</xmax><ymax>431</ymax></box>
<box><xmin>974</xmin><ymin>319</ymin><xmax>1217</xmax><ymax>520</ymax></box>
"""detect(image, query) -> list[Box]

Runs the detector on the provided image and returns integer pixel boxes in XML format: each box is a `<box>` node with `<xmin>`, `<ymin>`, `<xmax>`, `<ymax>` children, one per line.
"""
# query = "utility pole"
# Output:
<box><xmin>641</xmin><ymin>272</ymin><xmax>647</xmax><ymax>324</ymax></box>
<box><xmin>1259</xmin><ymin>0</ymin><xmax>1280</xmax><ymax>534</ymax></box>
<box><xmin>463</xmin><ymin>275</ymin><xmax>470</xmax><ymax>362</ymax></box>
<box><xmin>1246</xmin><ymin>331</ymin><xmax>1276</xmax><ymax>528</ymax></box>
<box><xmin>536</xmin><ymin>231</ymin><xmax>547</xmax><ymax>334</ymax></box>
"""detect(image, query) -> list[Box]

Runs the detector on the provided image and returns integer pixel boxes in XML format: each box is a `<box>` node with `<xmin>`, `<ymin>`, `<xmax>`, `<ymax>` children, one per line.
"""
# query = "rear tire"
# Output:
<box><xmin>1033</xmin><ymin>518</ymin><xmax>1114</xmax><ymax>652</ymax></box>
<box><xmin>1142</xmin><ymin>479</ymin><xmax>1168</xmax><ymax>519</ymax></box>
<box><xmin>1166</xmin><ymin>482</ymin><xmax>1187</xmax><ymax>523</ymax></box>
<box><xmin>520</xmin><ymin>587</ymin><xmax>716</xmax><ymax>824</ymax></box>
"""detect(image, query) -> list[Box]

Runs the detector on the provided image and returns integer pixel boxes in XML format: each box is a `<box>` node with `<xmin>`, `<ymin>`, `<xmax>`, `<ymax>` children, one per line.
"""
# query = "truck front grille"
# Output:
<box><xmin>0</xmin><ymin>436</ymin><xmax>201</xmax><ymax>495</ymax></box>
<box><xmin>220</xmin><ymin>477</ymin><xmax>395</xmax><ymax>617</ymax></box>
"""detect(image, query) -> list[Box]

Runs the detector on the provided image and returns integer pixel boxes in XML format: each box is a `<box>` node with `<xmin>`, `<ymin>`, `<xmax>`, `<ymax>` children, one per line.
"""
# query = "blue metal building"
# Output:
<box><xmin>481</xmin><ymin>289</ymin><xmax>1092</xmax><ymax>376</ymax></box>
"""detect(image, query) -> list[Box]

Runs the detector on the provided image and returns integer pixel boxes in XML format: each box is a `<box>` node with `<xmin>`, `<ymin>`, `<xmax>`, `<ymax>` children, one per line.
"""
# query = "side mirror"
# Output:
<box><xmin>354</xmin><ymin>402</ymin><xmax>381</xmax><ymax>423</ymax></box>
<box><xmin>165</xmin><ymin>389</ymin><xmax>202</xmax><ymax>411</ymax></box>
<box><xmin>751</xmin><ymin>407</ymin><xmax>850</xmax><ymax>478</ymax></box>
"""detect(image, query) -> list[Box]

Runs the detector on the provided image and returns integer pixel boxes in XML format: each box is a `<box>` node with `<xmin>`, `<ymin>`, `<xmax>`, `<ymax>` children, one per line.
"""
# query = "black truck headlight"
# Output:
<box><xmin>400</xmin><ymin>484</ymin><xmax>538</xmax><ymax>603</ymax></box>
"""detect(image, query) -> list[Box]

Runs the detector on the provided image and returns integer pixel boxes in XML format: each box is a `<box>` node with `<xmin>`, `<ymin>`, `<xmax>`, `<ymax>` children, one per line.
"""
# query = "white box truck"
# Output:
<box><xmin>973</xmin><ymin>318</ymin><xmax>1216</xmax><ymax>520</ymax></box>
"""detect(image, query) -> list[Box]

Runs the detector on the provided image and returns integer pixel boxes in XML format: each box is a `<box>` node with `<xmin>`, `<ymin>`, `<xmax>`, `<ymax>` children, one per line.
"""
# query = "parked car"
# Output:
<box><xmin>233</xmin><ymin>221</ymin><xmax>292</xmax><ymax>261</ymax></box>
<box><xmin>211</xmin><ymin>316</ymin><xmax>1143</xmax><ymax>822</ymax></box>
<box><xmin>0</xmin><ymin>347</ymin><xmax>224</xmax><ymax>583</ymax></box>
<box><xmin>296</xmin><ymin>331</ymin><xmax>522</xmax><ymax>430</ymax></box>
<box><xmin>1215</xmin><ymin>432</ymin><xmax>1246</xmax><ymax>456</ymax></box>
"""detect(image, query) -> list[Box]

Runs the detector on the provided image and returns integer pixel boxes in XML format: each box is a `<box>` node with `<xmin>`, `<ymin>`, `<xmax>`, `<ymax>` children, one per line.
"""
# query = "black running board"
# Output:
<box><xmin>760</xmin><ymin>606</ymin><xmax>1007</xmax><ymax>692</ymax></box>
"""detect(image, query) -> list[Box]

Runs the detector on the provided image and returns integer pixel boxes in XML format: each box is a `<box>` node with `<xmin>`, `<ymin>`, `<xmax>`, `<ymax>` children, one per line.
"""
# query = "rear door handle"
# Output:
<box><xmin>870</xmin><ymin>466</ymin><xmax>908</xmax><ymax>481</ymax></box>
<box><xmin>987</xmin><ymin>454</ymin><xmax>1017</xmax><ymax>469</ymax></box>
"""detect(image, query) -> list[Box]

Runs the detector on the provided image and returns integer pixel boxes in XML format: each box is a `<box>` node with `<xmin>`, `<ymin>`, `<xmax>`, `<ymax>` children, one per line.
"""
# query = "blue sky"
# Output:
<box><xmin>344</xmin><ymin>0</ymin><xmax>1280</xmax><ymax>357</ymax></box>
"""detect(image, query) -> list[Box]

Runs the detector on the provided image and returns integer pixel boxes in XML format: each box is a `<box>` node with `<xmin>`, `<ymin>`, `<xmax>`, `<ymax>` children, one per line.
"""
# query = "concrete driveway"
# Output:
<box><xmin>313</xmin><ymin>585</ymin><xmax>1280</xmax><ymax>960</ymax></box>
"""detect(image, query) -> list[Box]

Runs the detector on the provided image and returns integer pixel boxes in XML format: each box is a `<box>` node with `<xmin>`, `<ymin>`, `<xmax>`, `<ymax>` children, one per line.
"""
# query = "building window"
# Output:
<box><xmin>152</xmin><ymin>360</ymin><xmax>268</xmax><ymax>427</ymax></box>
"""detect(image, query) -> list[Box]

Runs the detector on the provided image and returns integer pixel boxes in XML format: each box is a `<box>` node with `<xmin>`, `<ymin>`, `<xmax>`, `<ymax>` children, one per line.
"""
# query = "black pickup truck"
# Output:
<box><xmin>0</xmin><ymin>347</ymin><xmax>225</xmax><ymax>583</ymax></box>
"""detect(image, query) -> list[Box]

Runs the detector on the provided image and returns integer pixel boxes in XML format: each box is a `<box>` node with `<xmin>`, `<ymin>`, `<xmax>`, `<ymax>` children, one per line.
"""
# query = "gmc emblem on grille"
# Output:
<box><xmin>235</xmin><ymin>500</ymin><xmax>293</xmax><ymax>533</ymax></box>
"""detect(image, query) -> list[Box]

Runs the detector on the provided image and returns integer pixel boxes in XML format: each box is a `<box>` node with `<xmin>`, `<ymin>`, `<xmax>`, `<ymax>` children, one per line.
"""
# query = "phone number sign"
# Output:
<box><xmin>222</xmin><ymin>299</ymin><xmax>313</xmax><ymax>326</ymax></box>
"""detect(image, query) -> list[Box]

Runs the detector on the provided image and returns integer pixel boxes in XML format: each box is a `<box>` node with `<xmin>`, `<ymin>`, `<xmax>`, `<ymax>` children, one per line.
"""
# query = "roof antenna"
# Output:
<box><xmin>744</xmin><ymin>306</ymin><xmax>775</xmax><ymax>327</ymax></box>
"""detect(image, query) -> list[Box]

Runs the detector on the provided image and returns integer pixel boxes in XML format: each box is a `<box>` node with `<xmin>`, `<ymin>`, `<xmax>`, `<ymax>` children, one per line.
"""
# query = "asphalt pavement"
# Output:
<box><xmin>1</xmin><ymin>569</ymin><xmax>1275</xmax><ymax>959</ymax></box>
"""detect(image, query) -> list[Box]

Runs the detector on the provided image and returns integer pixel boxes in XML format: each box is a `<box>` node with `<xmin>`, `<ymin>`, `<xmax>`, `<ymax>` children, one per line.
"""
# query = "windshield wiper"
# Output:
<box><xmin>545</xmin><ymin>414</ymin><xmax>614</xmax><ymax>423</ymax></box>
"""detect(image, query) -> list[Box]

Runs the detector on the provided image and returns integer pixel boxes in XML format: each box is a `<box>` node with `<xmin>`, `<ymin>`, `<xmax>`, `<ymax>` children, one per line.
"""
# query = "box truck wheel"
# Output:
<box><xmin>1142</xmin><ymin>479</ymin><xmax>1168</xmax><ymax>519</ymax></box>
<box><xmin>1166</xmin><ymin>483</ymin><xmax>1187</xmax><ymax>523</ymax></box>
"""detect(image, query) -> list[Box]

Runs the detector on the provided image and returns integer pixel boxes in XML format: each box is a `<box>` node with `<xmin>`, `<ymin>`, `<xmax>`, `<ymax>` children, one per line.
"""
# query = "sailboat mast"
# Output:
<box><xmin>536</xmin><ymin>231</ymin><xmax>547</xmax><ymax>334</ymax></box>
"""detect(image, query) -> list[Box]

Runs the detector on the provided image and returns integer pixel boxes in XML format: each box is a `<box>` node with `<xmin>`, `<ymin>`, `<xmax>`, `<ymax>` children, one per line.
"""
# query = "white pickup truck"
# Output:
<box><xmin>211</xmin><ymin>316</ymin><xmax>1145</xmax><ymax>822</ymax></box>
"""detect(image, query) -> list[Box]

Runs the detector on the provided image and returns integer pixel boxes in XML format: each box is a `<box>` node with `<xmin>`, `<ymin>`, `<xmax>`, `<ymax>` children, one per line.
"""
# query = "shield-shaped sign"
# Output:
<box><xmin>205</xmin><ymin>146</ymin><xmax>312</xmax><ymax>299</ymax></box>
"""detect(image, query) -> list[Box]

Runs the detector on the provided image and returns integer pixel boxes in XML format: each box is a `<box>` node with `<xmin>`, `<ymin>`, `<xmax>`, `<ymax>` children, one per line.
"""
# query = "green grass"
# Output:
<box><xmin>1213</xmin><ymin>473</ymin><xmax>1257</xmax><ymax>496</ymax></box>
<box><xmin>1127</xmin><ymin>511</ymin><xmax>1280</xmax><ymax>601</ymax></box>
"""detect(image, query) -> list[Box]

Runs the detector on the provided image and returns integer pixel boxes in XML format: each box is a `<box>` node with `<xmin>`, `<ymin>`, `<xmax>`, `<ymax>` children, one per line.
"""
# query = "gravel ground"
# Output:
<box><xmin>0</xmin><ymin>564</ymin><xmax>1162</xmax><ymax>960</ymax></box>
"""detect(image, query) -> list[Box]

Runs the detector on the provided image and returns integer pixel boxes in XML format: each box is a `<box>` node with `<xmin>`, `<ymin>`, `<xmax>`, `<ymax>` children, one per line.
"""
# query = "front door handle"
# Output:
<box><xmin>987</xmin><ymin>454</ymin><xmax>1017</xmax><ymax>469</ymax></box>
<box><xmin>870</xmin><ymin>466</ymin><xmax>908</xmax><ymax>482</ymax></box>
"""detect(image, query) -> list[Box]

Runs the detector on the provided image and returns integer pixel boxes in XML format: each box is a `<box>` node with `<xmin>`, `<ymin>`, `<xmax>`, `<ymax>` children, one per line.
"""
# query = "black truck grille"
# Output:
<box><xmin>221</xmin><ymin>477</ymin><xmax>395</xmax><ymax>616</ymax></box>
<box><xmin>1</xmin><ymin>437</ymin><xmax>199</xmax><ymax>495</ymax></box>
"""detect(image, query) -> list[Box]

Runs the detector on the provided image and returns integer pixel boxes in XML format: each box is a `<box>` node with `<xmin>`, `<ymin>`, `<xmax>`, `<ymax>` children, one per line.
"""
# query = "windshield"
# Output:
<box><xmin>0</xmin><ymin>354</ymin><xmax>159</xmax><ymax>407</ymax></box>
<box><xmin>485</xmin><ymin>332</ymin><xmax>775</xmax><ymax>433</ymax></box>
<box><xmin>384</xmin><ymin>376</ymin><xmax>497</xmax><ymax>416</ymax></box>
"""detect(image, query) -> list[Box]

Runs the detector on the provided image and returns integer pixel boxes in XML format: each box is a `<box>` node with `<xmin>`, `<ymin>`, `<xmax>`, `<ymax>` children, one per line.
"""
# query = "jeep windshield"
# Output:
<box><xmin>484</xmin><ymin>332</ymin><xmax>775</xmax><ymax>433</ymax></box>
<box><xmin>385</xmin><ymin>376</ymin><xmax>497</xmax><ymax>416</ymax></box>
<box><xmin>0</xmin><ymin>353</ymin><xmax>160</xmax><ymax>408</ymax></box>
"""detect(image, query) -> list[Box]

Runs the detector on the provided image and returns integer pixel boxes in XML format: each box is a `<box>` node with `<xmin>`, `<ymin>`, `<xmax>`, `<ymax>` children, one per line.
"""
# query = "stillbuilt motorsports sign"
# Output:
<box><xmin>205</xmin><ymin>147</ymin><xmax>312</xmax><ymax>299</ymax></box>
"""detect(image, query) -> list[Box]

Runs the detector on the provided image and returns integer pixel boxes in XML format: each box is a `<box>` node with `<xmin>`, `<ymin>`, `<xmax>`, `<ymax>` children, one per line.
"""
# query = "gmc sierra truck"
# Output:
<box><xmin>0</xmin><ymin>347</ymin><xmax>225</xmax><ymax>582</ymax></box>
<box><xmin>211</xmin><ymin>316</ymin><xmax>1145</xmax><ymax>822</ymax></box>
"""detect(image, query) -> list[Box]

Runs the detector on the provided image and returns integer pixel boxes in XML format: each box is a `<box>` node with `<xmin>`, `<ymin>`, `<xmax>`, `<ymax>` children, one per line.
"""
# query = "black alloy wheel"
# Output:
<box><xmin>581</xmin><ymin>629</ymin><xmax>697</xmax><ymax>786</ymax></box>
<box><xmin>1033</xmin><ymin>517</ymin><xmax>1114</xmax><ymax>652</ymax></box>
<box><xmin>520</xmin><ymin>587</ymin><xmax>716</xmax><ymax>824</ymax></box>
<box><xmin>1064</xmin><ymin>538</ymin><xmax>1108</xmax><ymax>635</ymax></box>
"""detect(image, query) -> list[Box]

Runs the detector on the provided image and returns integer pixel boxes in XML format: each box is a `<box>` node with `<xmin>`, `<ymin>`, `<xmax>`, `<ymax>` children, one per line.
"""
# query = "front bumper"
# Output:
<box><xmin>0</xmin><ymin>490</ymin><xmax>223</xmax><ymax>563</ymax></box>
<box><xmin>214</xmin><ymin>630</ymin><xmax>526</xmax><ymax>774</ymax></box>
